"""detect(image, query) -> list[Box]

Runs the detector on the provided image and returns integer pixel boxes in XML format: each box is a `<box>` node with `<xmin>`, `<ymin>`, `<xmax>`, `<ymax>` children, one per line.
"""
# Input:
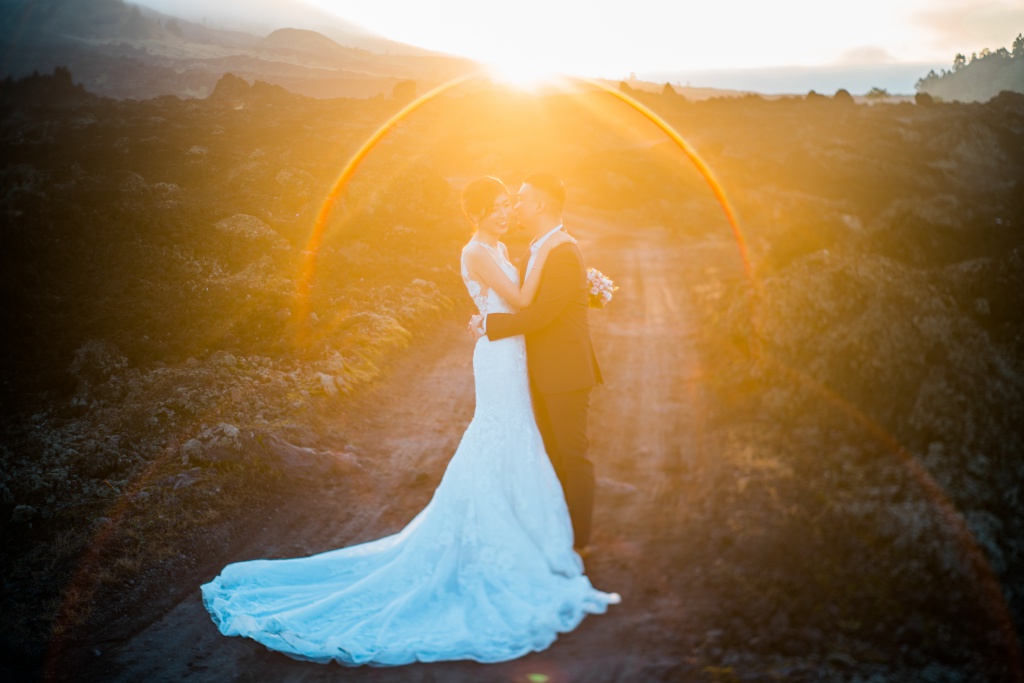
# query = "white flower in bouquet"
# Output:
<box><xmin>586</xmin><ymin>267</ymin><xmax>618</xmax><ymax>308</ymax></box>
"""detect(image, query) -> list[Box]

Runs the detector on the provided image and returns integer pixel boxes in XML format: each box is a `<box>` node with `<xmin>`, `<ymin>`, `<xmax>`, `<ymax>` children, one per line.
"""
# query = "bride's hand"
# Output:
<box><xmin>542</xmin><ymin>232</ymin><xmax>576</xmax><ymax>253</ymax></box>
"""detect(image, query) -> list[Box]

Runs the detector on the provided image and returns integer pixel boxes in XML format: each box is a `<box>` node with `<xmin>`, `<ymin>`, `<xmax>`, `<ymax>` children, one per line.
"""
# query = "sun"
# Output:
<box><xmin>483</xmin><ymin>58</ymin><xmax>562</xmax><ymax>91</ymax></box>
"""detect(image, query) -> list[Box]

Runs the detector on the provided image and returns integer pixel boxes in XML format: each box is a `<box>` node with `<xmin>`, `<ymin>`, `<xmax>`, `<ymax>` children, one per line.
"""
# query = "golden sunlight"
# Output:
<box><xmin>483</xmin><ymin>59</ymin><xmax>561</xmax><ymax>91</ymax></box>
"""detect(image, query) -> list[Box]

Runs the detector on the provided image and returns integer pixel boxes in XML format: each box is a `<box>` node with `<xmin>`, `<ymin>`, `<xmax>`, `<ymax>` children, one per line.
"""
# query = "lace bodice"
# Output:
<box><xmin>461</xmin><ymin>241</ymin><xmax>519</xmax><ymax>315</ymax></box>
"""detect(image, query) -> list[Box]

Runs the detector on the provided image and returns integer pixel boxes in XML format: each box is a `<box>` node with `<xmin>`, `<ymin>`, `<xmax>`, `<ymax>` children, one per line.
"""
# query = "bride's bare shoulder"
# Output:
<box><xmin>462</xmin><ymin>240</ymin><xmax>486</xmax><ymax>261</ymax></box>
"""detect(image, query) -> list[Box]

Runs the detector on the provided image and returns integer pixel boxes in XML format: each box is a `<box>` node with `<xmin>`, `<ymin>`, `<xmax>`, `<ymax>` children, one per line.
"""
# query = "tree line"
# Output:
<box><xmin>916</xmin><ymin>34</ymin><xmax>1024</xmax><ymax>102</ymax></box>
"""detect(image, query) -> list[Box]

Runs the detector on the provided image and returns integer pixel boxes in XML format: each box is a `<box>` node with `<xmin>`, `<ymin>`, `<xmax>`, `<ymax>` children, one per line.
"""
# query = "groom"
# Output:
<box><xmin>470</xmin><ymin>172</ymin><xmax>602</xmax><ymax>553</ymax></box>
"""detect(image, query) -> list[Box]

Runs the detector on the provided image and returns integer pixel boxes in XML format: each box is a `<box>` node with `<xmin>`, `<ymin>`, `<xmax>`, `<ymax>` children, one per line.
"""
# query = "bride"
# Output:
<box><xmin>200</xmin><ymin>176</ymin><xmax>619</xmax><ymax>666</ymax></box>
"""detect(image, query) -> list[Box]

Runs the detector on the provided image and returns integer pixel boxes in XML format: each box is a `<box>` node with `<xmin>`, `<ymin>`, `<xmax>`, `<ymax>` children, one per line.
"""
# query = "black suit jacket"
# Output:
<box><xmin>486</xmin><ymin>241</ymin><xmax>603</xmax><ymax>394</ymax></box>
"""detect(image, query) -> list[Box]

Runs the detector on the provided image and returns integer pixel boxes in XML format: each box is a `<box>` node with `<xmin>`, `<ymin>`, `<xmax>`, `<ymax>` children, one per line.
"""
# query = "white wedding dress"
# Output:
<box><xmin>200</xmin><ymin>241</ymin><xmax>619</xmax><ymax>666</ymax></box>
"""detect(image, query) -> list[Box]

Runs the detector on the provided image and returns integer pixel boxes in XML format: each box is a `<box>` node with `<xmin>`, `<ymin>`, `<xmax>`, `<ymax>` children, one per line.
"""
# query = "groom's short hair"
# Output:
<box><xmin>523</xmin><ymin>172</ymin><xmax>565</xmax><ymax>212</ymax></box>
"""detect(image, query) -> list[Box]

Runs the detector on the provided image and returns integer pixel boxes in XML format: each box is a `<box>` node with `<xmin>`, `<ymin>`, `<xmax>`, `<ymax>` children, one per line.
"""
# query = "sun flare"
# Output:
<box><xmin>483</xmin><ymin>59</ymin><xmax>561</xmax><ymax>91</ymax></box>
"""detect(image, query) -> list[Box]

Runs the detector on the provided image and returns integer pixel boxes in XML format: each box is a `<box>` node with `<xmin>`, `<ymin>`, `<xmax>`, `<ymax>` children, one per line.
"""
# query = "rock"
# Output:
<box><xmin>800</xmin><ymin>627</ymin><xmax>823</xmax><ymax>647</ymax></box>
<box><xmin>210</xmin><ymin>73</ymin><xmax>251</xmax><ymax>105</ymax></box>
<box><xmin>210</xmin><ymin>351</ymin><xmax>237</xmax><ymax>367</ymax></box>
<box><xmin>275</xmin><ymin>167</ymin><xmax>315</xmax><ymax>193</ymax></box>
<box><xmin>262</xmin><ymin>435</ymin><xmax>359</xmax><ymax>476</ymax></box>
<box><xmin>118</xmin><ymin>171</ymin><xmax>149</xmax><ymax>196</ymax></box>
<box><xmin>964</xmin><ymin>509</ymin><xmax>1007</xmax><ymax>574</ymax></box>
<box><xmin>769</xmin><ymin>611</ymin><xmax>790</xmax><ymax>632</ymax></box>
<box><xmin>69</xmin><ymin>340</ymin><xmax>128</xmax><ymax>385</ymax></box>
<box><xmin>896</xmin><ymin>614</ymin><xmax>926</xmax><ymax>646</ymax></box>
<box><xmin>195</xmin><ymin>423</ymin><xmax>244</xmax><ymax>463</ymax></box>
<box><xmin>596</xmin><ymin>477</ymin><xmax>638</xmax><ymax>495</ymax></box>
<box><xmin>10</xmin><ymin>505</ymin><xmax>37</xmax><ymax>524</ymax></box>
<box><xmin>315</xmin><ymin>372</ymin><xmax>339</xmax><ymax>396</ymax></box>
<box><xmin>780</xmin><ymin>638</ymin><xmax>806</xmax><ymax>656</ymax></box>
<box><xmin>180</xmin><ymin>438</ymin><xmax>202</xmax><ymax>465</ymax></box>
<box><xmin>209</xmin><ymin>423</ymin><xmax>241</xmax><ymax>447</ymax></box>
<box><xmin>826</xmin><ymin>651</ymin><xmax>858</xmax><ymax>668</ymax></box>
<box><xmin>172</xmin><ymin>468</ymin><xmax>203</xmax><ymax>490</ymax></box>
<box><xmin>214</xmin><ymin>214</ymin><xmax>288</xmax><ymax>250</ymax></box>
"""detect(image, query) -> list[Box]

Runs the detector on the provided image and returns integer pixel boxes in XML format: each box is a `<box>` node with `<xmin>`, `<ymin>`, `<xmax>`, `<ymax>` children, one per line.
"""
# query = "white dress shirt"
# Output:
<box><xmin>525</xmin><ymin>224</ymin><xmax>565</xmax><ymax>279</ymax></box>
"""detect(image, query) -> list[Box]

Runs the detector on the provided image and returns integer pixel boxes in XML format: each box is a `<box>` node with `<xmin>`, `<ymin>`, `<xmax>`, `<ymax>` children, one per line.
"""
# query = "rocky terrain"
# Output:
<box><xmin>1</xmin><ymin>67</ymin><xmax>1023</xmax><ymax>681</ymax></box>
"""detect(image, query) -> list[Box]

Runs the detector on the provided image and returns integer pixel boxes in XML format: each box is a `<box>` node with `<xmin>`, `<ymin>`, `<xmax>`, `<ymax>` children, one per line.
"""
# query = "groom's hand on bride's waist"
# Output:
<box><xmin>468</xmin><ymin>314</ymin><xmax>486</xmax><ymax>340</ymax></box>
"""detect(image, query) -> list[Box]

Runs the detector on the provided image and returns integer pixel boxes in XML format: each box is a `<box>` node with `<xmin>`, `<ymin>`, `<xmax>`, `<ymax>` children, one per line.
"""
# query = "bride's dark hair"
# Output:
<box><xmin>461</xmin><ymin>176</ymin><xmax>507</xmax><ymax>225</ymax></box>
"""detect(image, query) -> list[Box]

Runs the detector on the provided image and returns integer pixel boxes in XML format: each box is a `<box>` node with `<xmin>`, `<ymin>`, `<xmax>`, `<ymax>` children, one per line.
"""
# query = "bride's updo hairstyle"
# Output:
<box><xmin>461</xmin><ymin>176</ymin><xmax>508</xmax><ymax>226</ymax></box>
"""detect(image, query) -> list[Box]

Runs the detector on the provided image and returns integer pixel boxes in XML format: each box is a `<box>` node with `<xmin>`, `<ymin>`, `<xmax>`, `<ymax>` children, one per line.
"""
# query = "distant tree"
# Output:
<box><xmin>661</xmin><ymin>82</ymin><xmax>676</xmax><ymax>96</ymax></box>
<box><xmin>916</xmin><ymin>36</ymin><xmax>1024</xmax><ymax>102</ymax></box>
<box><xmin>915</xmin><ymin>69</ymin><xmax>939</xmax><ymax>92</ymax></box>
<box><xmin>806</xmin><ymin>89</ymin><xmax>826</xmax><ymax>101</ymax></box>
<box><xmin>618</xmin><ymin>81</ymin><xmax>634</xmax><ymax>95</ymax></box>
<box><xmin>834</xmin><ymin>88</ymin><xmax>854</xmax><ymax>104</ymax></box>
<box><xmin>392</xmin><ymin>79</ymin><xmax>416</xmax><ymax>104</ymax></box>
<box><xmin>914</xmin><ymin>91</ymin><xmax>934</xmax><ymax>106</ymax></box>
<box><xmin>866</xmin><ymin>86</ymin><xmax>890</xmax><ymax>98</ymax></box>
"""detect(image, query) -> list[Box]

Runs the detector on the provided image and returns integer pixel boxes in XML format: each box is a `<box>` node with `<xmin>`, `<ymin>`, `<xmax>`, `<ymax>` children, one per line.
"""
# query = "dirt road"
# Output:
<box><xmin>69</xmin><ymin>217</ymin><xmax>742</xmax><ymax>683</ymax></box>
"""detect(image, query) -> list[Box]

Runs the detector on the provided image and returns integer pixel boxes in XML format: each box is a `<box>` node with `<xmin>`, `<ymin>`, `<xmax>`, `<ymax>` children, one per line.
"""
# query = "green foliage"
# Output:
<box><xmin>916</xmin><ymin>36</ymin><xmax>1024</xmax><ymax>102</ymax></box>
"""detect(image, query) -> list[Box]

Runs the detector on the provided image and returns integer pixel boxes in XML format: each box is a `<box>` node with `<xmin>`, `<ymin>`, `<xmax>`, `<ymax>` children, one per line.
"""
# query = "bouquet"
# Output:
<box><xmin>586</xmin><ymin>267</ymin><xmax>618</xmax><ymax>308</ymax></box>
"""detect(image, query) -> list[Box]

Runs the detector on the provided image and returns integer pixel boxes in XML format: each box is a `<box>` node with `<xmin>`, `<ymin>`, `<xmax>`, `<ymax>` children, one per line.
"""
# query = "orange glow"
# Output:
<box><xmin>296</xmin><ymin>71</ymin><xmax>759</xmax><ymax>347</ymax></box>
<box><xmin>294</xmin><ymin>71</ymin><xmax>479</xmax><ymax>347</ymax></box>
<box><xmin>566</xmin><ymin>75</ymin><xmax>754</xmax><ymax>284</ymax></box>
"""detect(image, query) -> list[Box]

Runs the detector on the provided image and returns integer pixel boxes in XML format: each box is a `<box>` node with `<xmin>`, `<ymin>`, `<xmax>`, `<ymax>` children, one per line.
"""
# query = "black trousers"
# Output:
<box><xmin>531</xmin><ymin>387</ymin><xmax>595</xmax><ymax>548</ymax></box>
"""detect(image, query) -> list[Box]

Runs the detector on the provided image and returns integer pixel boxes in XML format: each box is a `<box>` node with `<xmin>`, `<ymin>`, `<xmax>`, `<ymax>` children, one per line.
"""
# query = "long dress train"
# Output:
<box><xmin>200</xmin><ymin>241</ymin><xmax>619</xmax><ymax>666</ymax></box>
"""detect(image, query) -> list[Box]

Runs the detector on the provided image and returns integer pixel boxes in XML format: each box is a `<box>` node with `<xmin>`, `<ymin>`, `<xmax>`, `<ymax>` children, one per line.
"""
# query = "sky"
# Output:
<box><xmin>133</xmin><ymin>0</ymin><xmax>1024</xmax><ymax>93</ymax></box>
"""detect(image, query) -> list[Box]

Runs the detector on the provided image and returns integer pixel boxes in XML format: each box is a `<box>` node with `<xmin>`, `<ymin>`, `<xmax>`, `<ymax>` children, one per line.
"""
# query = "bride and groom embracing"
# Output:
<box><xmin>201</xmin><ymin>172</ymin><xmax>619</xmax><ymax>667</ymax></box>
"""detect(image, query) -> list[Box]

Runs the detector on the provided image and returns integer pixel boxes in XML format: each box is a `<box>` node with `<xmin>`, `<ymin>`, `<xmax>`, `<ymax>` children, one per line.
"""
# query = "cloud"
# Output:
<box><xmin>915</xmin><ymin>0</ymin><xmax>1024</xmax><ymax>53</ymax></box>
<box><xmin>836</xmin><ymin>46</ymin><xmax>898</xmax><ymax>65</ymax></box>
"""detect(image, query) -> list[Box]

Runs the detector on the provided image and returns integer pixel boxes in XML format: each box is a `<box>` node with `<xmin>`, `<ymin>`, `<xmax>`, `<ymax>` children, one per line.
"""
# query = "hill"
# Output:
<box><xmin>0</xmin><ymin>0</ymin><xmax>475</xmax><ymax>99</ymax></box>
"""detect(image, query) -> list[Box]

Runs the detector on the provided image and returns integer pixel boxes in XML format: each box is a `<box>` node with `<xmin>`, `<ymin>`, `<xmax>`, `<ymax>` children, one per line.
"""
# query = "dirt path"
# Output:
<box><xmin>71</xmin><ymin>217</ymin><xmax>742</xmax><ymax>683</ymax></box>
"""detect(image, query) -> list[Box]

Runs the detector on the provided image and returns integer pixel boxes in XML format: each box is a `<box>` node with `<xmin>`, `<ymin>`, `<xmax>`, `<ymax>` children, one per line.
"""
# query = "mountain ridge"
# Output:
<box><xmin>0</xmin><ymin>0</ymin><xmax>475</xmax><ymax>99</ymax></box>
